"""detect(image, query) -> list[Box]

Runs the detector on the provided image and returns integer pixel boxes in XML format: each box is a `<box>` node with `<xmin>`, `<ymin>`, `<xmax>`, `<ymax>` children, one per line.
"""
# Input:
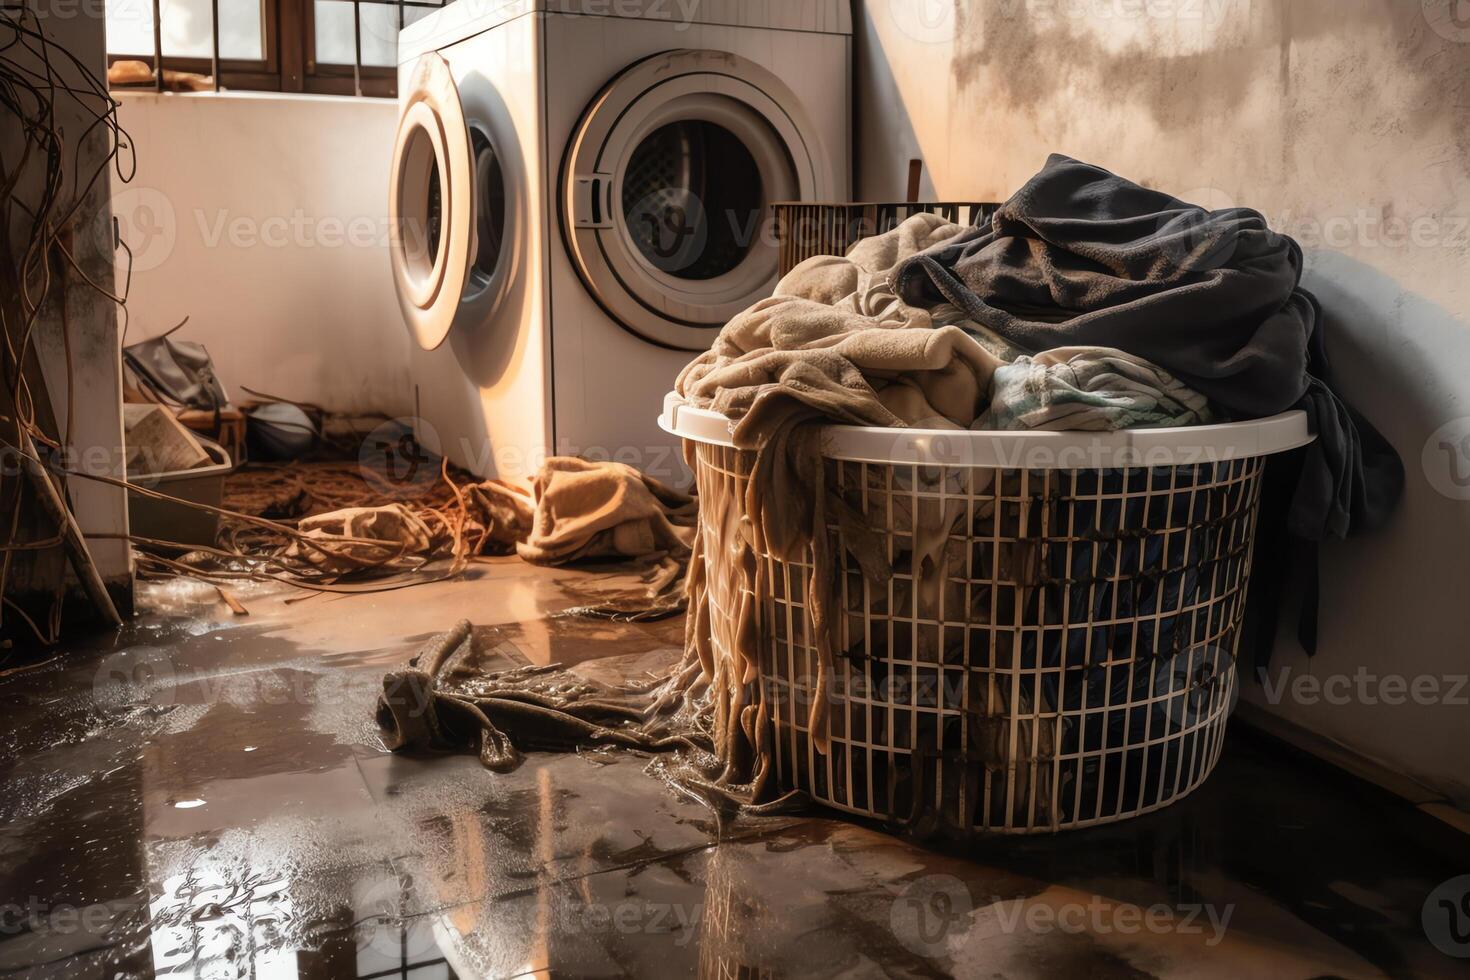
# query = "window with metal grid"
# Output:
<box><xmin>104</xmin><ymin>0</ymin><xmax>450</xmax><ymax>97</ymax></box>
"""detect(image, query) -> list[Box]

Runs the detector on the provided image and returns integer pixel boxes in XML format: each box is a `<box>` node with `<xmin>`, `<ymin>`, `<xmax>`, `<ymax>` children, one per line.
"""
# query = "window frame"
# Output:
<box><xmin>302</xmin><ymin>0</ymin><xmax>402</xmax><ymax>98</ymax></box>
<box><xmin>105</xmin><ymin>0</ymin><xmax>441</xmax><ymax>98</ymax></box>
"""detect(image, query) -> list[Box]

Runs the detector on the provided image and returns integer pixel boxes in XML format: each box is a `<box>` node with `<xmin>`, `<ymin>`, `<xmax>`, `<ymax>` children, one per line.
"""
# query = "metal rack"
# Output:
<box><xmin>772</xmin><ymin>201</ymin><xmax>999</xmax><ymax>276</ymax></box>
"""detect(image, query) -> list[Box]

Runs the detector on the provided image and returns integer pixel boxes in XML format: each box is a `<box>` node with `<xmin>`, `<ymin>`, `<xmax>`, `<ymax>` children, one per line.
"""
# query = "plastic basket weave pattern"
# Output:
<box><xmin>678</xmin><ymin>201</ymin><xmax>1309</xmax><ymax>834</ymax></box>
<box><xmin>675</xmin><ymin>416</ymin><xmax>1300</xmax><ymax>834</ymax></box>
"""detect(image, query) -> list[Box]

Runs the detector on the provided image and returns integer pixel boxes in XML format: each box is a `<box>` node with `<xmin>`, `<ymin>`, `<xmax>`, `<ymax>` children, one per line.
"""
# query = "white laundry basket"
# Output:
<box><xmin>661</xmin><ymin>394</ymin><xmax>1314</xmax><ymax>834</ymax></box>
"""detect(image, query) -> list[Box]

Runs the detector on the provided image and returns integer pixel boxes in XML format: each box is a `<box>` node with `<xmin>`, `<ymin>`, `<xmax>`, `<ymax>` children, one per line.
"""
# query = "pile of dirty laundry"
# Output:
<box><xmin>375</xmin><ymin>156</ymin><xmax>1404</xmax><ymax>825</ymax></box>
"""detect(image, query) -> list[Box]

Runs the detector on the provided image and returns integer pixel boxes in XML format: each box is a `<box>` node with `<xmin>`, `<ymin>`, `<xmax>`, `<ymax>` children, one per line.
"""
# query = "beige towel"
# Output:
<box><xmin>516</xmin><ymin>457</ymin><xmax>697</xmax><ymax>565</ymax></box>
<box><xmin>675</xmin><ymin>214</ymin><xmax>1004</xmax><ymax>753</ymax></box>
<box><xmin>677</xmin><ymin>213</ymin><xmax>1007</xmax><ymax>440</ymax></box>
<box><xmin>283</xmin><ymin>459</ymin><xmax>690</xmax><ymax>578</ymax></box>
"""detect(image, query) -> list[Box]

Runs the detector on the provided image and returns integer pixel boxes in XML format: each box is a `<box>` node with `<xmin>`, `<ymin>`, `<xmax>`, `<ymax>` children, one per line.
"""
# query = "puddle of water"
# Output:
<box><xmin>0</xmin><ymin>560</ymin><xmax>1459</xmax><ymax>977</ymax></box>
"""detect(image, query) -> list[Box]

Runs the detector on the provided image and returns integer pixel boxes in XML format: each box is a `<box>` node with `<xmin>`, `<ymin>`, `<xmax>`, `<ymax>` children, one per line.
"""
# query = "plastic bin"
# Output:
<box><xmin>661</xmin><ymin>393</ymin><xmax>1314</xmax><ymax>833</ymax></box>
<box><xmin>127</xmin><ymin>438</ymin><xmax>233</xmax><ymax>549</ymax></box>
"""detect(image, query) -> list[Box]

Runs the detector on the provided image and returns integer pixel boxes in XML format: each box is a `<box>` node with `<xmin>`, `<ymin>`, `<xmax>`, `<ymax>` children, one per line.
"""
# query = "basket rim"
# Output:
<box><xmin>659</xmin><ymin>393</ymin><xmax>1315</xmax><ymax>468</ymax></box>
<box><xmin>770</xmin><ymin>200</ymin><xmax>997</xmax><ymax>209</ymax></box>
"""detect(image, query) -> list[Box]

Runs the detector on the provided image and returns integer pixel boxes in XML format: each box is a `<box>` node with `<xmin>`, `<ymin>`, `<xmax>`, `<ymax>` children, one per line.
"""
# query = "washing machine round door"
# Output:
<box><xmin>391</xmin><ymin>53</ymin><xmax>513</xmax><ymax>352</ymax></box>
<box><xmin>562</xmin><ymin>49</ymin><xmax>832</xmax><ymax>352</ymax></box>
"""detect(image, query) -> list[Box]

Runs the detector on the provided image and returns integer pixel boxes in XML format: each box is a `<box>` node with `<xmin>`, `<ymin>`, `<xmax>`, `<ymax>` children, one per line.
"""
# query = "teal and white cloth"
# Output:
<box><xmin>979</xmin><ymin>345</ymin><xmax>1214</xmax><ymax>431</ymax></box>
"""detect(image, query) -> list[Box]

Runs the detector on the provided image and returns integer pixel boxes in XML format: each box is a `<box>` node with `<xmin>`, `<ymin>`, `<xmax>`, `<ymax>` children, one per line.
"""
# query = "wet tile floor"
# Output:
<box><xmin>0</xmin><ymin>558</ymin><xmax>1465</xmax><ymax>978</ymax></box>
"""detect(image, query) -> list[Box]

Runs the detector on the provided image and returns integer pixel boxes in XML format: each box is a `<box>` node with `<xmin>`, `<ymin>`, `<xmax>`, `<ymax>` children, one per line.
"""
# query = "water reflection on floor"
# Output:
<box><xmin>0</xmin><ymin>559</ymin><xmax>1461</xmax><ymax>978</ymax></box>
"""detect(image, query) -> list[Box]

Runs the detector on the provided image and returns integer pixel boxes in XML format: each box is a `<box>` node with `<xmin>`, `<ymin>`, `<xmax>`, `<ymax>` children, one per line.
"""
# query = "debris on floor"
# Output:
<box><xmin>243</xmin><ymin>401</ymin><xmax>319</xmax><ymax>460</ymax></box>
<box><xmin>120</xmin><ymin>403</ymin><xmax>698</xmax><ymax>631</ymax></box>
<box><xmin>122</xmin><ymin>404</ymin><xmax>213</xmax><ymax>477</ymax></box>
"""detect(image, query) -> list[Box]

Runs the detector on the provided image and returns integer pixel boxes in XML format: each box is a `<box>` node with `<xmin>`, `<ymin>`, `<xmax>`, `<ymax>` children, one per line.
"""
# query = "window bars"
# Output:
<box><xmin>112</xmin><ymin>0</ymin><xmax>450</xmax><ymax>97</ymax></box>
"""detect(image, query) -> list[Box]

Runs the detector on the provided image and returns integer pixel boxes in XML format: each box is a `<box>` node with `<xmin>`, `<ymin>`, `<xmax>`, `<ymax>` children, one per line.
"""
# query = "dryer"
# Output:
<box><xmin>391</xmin><ymin>0</ymin><xmax>851</xmax><ymax>486</ymax></box>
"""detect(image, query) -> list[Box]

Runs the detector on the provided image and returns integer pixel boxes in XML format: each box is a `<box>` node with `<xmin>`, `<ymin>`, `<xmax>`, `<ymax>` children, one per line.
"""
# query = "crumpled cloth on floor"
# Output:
<box><xmin>376</xmin><ymin>620</ymin><xmax>694</xmax><ymax>773</ymax></box>
<box><xmin>516</xmin><ymin>457</ymin><xmax>697</xmax><ymax>565</ymax></box>
<box><xmin>460</xmin><ymin>480</ymin><xmax>536</xmax><ymax>554</ymax></box>
<box><xmin>283</xmin><ymin>457</ymin><xmax>694</xmax><ymax>584</ymax></box>
<box><xmin>893</xmin><ymin>154</ymin><xmax>1402</xmax><ymax>540</ymax></box>
<box><xmin>374</xmin><ymin>618</ymin><xmax>806</xmax><ymax>815</ymax></box>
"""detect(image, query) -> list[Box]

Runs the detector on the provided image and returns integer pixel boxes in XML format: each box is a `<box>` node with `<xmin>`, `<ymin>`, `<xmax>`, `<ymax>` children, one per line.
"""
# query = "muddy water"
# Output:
<box><xmin>0</xmin><ymin>565</ymin><xmax>1460</xmax><ymax>977</ymax></box>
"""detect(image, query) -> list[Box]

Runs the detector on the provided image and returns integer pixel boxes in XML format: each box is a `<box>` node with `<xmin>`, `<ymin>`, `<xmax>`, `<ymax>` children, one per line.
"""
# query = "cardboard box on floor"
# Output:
<box><xmin>124</xmin><ymin>403</ymin><xmax>212</xmax><ymax>477</ymax></box>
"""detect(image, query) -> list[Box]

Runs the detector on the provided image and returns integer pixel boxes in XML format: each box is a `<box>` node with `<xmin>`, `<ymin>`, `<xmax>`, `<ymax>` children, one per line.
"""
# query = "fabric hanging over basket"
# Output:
<box><xmin>373</xmin><ymin>156</ymin><xmax>1403</xmax><ymax>833</ymax></box>
<box><xmin>891</xmin><ymin>154</ymin><xmax>1403</xmax><ymax>541</ymax></box>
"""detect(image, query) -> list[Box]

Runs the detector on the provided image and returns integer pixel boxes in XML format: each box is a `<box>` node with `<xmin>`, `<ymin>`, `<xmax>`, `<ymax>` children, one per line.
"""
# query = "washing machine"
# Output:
<box><xmin>390</xmin><ymin>0</ymin><xmax>851</xmax><ymax>486</ymax></box>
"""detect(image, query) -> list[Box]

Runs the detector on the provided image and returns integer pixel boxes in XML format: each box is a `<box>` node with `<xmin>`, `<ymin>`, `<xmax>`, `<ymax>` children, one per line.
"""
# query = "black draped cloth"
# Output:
<box><xmin>894</xmin><ymin>154</ymin><xmax>1402</xmax><ymax>542</ymax></box>
<box><xmin>893</xmin><ymin>156</ymin><xmax>1403</xmax><ymax>654</ymax></box>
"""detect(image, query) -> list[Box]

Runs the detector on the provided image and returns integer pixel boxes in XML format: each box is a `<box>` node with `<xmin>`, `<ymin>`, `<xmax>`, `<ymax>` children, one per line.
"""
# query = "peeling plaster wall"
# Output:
<box><xmin>858</xmin><ymin>0</ymin><xmax>1470</xmax><ymax>800</ymax></box>
<box><xmin>112</xmin><ymin>93</ymin><xmax>413</xmax><ymax>416</ymax></box>
<box><xmin>3</xmin><ymin>4</ymin><xmax>132</xmax><ymax>605</ymax></box>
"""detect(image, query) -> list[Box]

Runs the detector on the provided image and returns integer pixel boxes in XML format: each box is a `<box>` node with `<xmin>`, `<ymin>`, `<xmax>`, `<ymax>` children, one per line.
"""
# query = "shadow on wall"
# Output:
<box><xmin>1244</xmin><ymin>250</ymin><xmax>1470</xmax><ymax>806</ymax></box>
<box><xmin>853</xmin><ymin>6</ymin><xmax>932</xmax><ymax>200</ymax></box>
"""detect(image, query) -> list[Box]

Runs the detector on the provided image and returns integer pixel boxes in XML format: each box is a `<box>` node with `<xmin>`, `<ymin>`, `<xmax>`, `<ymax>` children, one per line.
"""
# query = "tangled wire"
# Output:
<box><xmin>118</xmin><ymin>449</ymin><xmax>531</xmax><ymax>594</ymax></box>
<box><xmin>1</xmin><ymin>4</ymin><xmax>136</xmax><ymax>645</ymax></box>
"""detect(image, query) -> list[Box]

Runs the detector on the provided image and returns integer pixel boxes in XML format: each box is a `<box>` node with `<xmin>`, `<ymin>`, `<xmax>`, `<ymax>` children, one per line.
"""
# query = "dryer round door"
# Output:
<box><xmin>562</xmin><ymin>49</ymin><xmax>833</xmax><ymax>351</ymax></box>
<box><xmin>391</xmin><ymin>53</ymin><xmax>515</xmax><ymax>352</ymax></box>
